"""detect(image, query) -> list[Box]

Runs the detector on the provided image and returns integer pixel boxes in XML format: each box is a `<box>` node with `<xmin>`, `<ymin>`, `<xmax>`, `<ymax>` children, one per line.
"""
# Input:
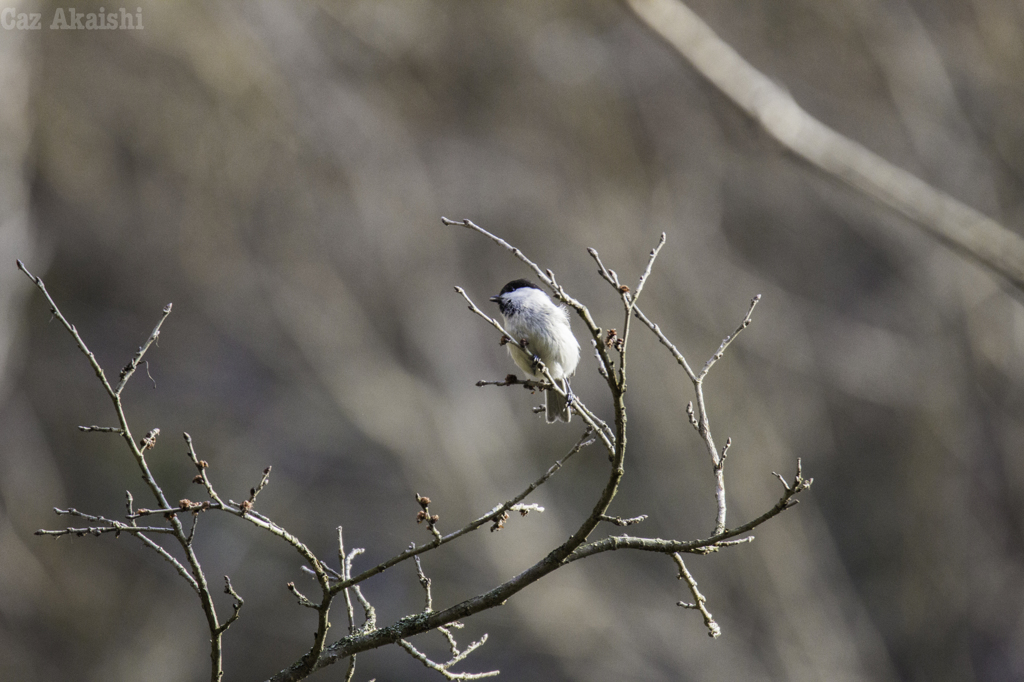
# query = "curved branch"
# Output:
<box><xmin>269</xmin><ymin>454</ymin><xmax>810</xmax><ymax>681</ymax></box>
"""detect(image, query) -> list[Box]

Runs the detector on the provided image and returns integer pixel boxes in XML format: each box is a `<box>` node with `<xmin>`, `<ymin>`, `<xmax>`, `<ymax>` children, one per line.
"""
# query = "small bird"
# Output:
<box><xmin>490</xmin><ymin>279</ymin><xmax>580</xmax><ymax>422</ymax></box>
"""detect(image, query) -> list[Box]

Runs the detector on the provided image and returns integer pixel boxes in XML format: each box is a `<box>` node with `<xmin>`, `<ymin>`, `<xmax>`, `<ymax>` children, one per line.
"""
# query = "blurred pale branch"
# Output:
<box><xmin>625</xmin><ymin>0</ymin><xmax>1024</xmax><ymax>291</ymax></box>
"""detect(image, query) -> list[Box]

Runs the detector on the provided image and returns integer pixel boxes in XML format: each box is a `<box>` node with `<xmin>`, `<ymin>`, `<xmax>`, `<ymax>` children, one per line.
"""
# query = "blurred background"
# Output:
<box><xmin>1</xmin><ymin>0</ymin><xmax>1023</xmax><ymax>680</ymax></box>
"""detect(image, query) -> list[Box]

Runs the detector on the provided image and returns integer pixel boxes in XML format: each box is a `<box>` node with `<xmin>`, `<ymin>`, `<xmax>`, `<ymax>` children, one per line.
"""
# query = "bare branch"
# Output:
<box><xmin>115</xmin><ymin>302</ymin><xmax>173</xmax><ymax>395</ymax></box>
<box><xmin>349</xmin><ymin>572</ymin><xmax>375</xmax><ymax>630</ymax></box>
<box><xmin>698</xmin><ymin>295</ymin><xmax>760</xmax><ymax>381</ymax></box>
<box><xmin>78</xmin><ymin>425</ymin><xmax>123</xmax><ymax>433</ymax></box>
<box><xmin>672</xmin><ymin>554</ymin><xmax>721</xmax><ymax>638</ymax></box>
<box><xmin>330</xmin><ymin>428</ymin><xmax>595</xmax><ymax>595</ymax></box>
<box><xmin>623</xmin><ymin>0</ymin><xmax>1024</xmax><ymax>291</ymax></box>
<box><xmin>18</xmin><ymin>264</ymin><xmax>204</xmax><ymax>575</ymax></box>
<box><xmin>631</xmin><ymin>232</ymin><xmax>666</xmax><ymax>306</ymax></box>
<box><xmin>139</xmin><ymin>428</ymin><xmax>160</xmax><ymax>451</ymax></box>
<box><xmin>568</xmin><ymin>459</ymin><xmax>813</xmax><ymax>562</ymax></box>
<box><xmin>184</xmin><ymin>433</ymin><xmax>225</xmax><ymax>507</ymax></box>
<box><xmin>416</xmin><ymin>494</ymin><xmax>444</xmax><ymax>543</ymax></box>
<box><xmin>453</xmin><ymin>285</ymin><xmax>529</xmax><ymax>354</ymax></box>
<box><xmin>17</xmin><ymin>260</ymin><xmax>116</xmax><ymax>396</ymax></box>
<box><xmin>35</xmin><ymin>523</ymin><xmax>176</xmax><ymax>537</ymax></box>
<box><xmin>246</xmin><ymin>466</ymin><xmax>273</xmax><ymax>507</ymax></box>
<box><xmin>216</xmin><ymin>576</ymin><xmax>244</xmax><ymax>635</ymax></box>
<box><xmin>25</xmin><ymin>214</ymin><xmax>812</xmax><ymax>682</ymax></box>
<box><xmin>397</xmin><ymin>637</ymin><xmax>499</xmax><ymax>680</ymax></box>
<box><xmin>443</xmin><ymin>217</ymin><xmax>556</xmax><ymax>292</ymax></box>
<box><xmin>632</xmin><ymin>306</ymin><xmax>698</xmax><ymax>382</ymax></box>
<box><xmin>37</xmin><ymin>506</ymin><xmax>200</xmax><ymax>593</ymax></box>
<box><xmin>475</xmin><ymin>375</ymin><xmax>547</xmax><ymax>389</ymax></box>
<box><xmin>338</xmin><ymin>527</ymin><xmax>357</xmax><ymax>635</ymax></box>
<box><xmin>598</xmin><ymin>514</ymin><xmax>648</xmax><ymax>527</ymax></box>
<box><xmin>635</xmin><ymin>292</ymin><xmax>761</xmax><ymax>534</ymax></box>
<box><xmin>400</xmin><ymin>556</ymin><xmax>498</xmax><ymax>680</ymax></box>
<box><xmin>413</xmin><ymin>555</ymin><xmax>434</xmax><ymax>613</ymax></box>
<box><xmin>587</xmin><ymin>247</ymin><xmax>621</xmax><ymax>289</ymax></box>
<box><xmin>287</xmin><ymin>582</ymin><xmax>318</xmax><ymax>609</ymax></box>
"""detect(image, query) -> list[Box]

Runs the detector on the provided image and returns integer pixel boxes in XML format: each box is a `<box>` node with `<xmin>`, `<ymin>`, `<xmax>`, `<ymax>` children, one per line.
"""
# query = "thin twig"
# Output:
<box><xmin>475</xmin><ymin>376</ymin><xmax>548</xmax><ymax>389</ymax></box>
<box><xmin>672</xmin><ymin>553</ymin><xmax>721</xmax><ymax>638</ymax></box>
<box><xmin>328</xmin><ymin>428</ymin><xmax>596</xmax><ymax>596</ymax></box>
<box><xmin>567</xmin><ymin>459</ymin><xmax>813</xmax><ymax>562</ymax></box>
<box><xmin>216</xmin><ymin>576</ymin><xmax>244</xmax><ymax>635</ymax></box>
<box><xmin>338</xmin><ymin>527</ymin><xmax>357</xmax><ymax>634</ymax></box>
<box><xmin>630</xmin><ymin>233</ymin><xmax>666</xmax><ymax>306</ymax></box>
<box><xmin>115</xmin><ymin>302</ymin><xmax>173</xmax><ymax>395</ymax></box>
<box><xmin>632</xmin><ymin>307</ymin><xmax>698</xmax><ymax>381</ymax></box>
<box><xmin>414</xmin><ymin>555</ymin><xmax>433</xmax><ymax>613</ymax></box>
<box><xmin>397</xmin><ymin>637</ymin><xmax>500</xmax><ymax>680</ymax></box>
<box><xmin>634</xmin><ymin>292</ymin><xmax>761</xmax><ymax>534</ymax></box>
<box><xmin>617</xmin><ymin>233</ymin><xmax>667</xmax><ymax>386</ymax></box>
<box><xmin>453</xmin><ymin>286</ymin><xmax>529</xmax><ymax>354</ymax></box>
<box><xmin>698</xmin><ymin>295</ymin><xmax>760</xmax><ymax>381</ymax></box>
<box><xmin>184</xmin><ymin>433</ymin><xmax>225</xmax><ymax>507</ymax></box>
<box><xmin>247</xmin><ymin>467</ymin><xmax>273</xmax><ymax>507</ymax></box>
<box><xmin>35</xmin><ymin>524</ymin><xmax>177</xmax><ymax>536</ymax></box>
<box><xmin>346</xmin><ymin>548</ymin><xmax>375</xmax><ymax>629</ymax></box>
<box><xmin>287</xmin><ymin>582</ymin><xmax>318</xmax><ymax>609</ymax></box>
<box><xmin>598</xmin><ymin>514</ymin><xmax>648</xmax><ymax>527</ymax></box>
<box><xmin>17</xmin><ymin>260</ymin><xmax>116</xmax><ymax>396</ymax></box>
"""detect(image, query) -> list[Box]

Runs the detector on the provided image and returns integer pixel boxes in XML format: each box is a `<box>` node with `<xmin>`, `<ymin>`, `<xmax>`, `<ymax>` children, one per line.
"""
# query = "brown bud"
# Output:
<box><xmin>490</xmin><ymin>511</ymin><xmax>509</xmax><ymax>532</ymax></box>
<box><xmin>139</xmin><ymin>428</ymin><xmax>161</xmax><ymax>450</ymax></box>
<box><xmin>240</xmin><ymin>500</ymin><xmax>252</xmax><ymax>512</ymax></box>
<box><xmin>192</xmin><ymin>475</ymin><xmax>203</xmax><ymax>484</ymax></box>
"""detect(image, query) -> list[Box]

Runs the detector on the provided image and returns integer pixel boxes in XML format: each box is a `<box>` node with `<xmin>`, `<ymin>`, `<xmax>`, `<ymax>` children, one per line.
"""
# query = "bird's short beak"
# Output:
<box><xmin>489</xmin><ymin>295</ymin><xmax>500</xmax><ymax>302</ymax></box>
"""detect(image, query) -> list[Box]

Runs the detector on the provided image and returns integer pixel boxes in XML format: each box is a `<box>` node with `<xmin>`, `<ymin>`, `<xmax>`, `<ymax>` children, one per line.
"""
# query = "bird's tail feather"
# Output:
<box><xmin>546</xmin><ymin>379</ymin><xmax>572</xmax><ymax>423</ymax></box>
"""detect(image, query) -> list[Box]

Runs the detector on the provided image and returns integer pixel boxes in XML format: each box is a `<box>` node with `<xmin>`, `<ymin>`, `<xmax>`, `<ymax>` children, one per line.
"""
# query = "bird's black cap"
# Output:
<box><xmin>490</xmin><ymin>279</ymin><xmax>542</xmax><ymax>302</ymax></box>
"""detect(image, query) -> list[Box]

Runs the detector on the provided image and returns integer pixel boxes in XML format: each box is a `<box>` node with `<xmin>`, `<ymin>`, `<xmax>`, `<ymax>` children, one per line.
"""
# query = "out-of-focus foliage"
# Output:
<box><xmin>1</xmin><ymin>1</ymin><xmax>1023</xmax><ymax>680</ymax></box>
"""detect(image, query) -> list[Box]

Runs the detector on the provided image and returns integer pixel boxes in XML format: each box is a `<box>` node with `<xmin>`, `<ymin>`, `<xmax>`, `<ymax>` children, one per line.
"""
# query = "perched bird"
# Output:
<box><xmin>490</xmin><ymin>279</ymin><xmax>580</xmax><ymax>422</ymax></box>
